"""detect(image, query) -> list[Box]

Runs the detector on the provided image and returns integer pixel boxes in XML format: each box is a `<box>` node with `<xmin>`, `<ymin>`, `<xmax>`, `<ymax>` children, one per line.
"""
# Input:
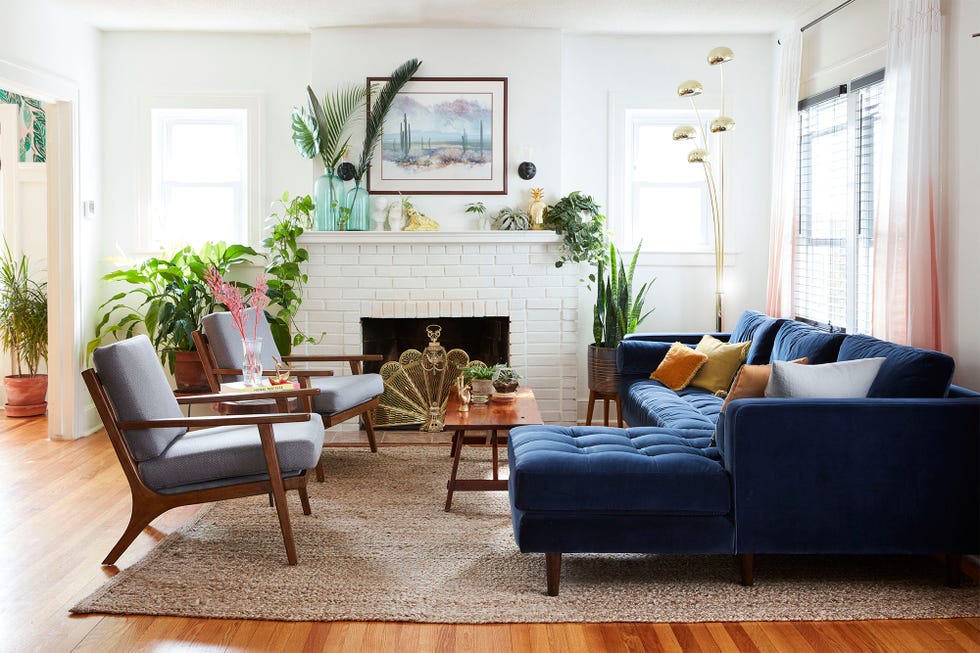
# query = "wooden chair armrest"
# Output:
<box><xmin>282</xmin><ymin>354</ymin><xmax>383</xmax><ymax>363</ymax></box>
<box><xmin>118</xmin><ymin>413</ymin><xmax>314</xmax><ymax>429</ymax></box>
<box><xmin>175</xmin><ymin>387</ymin><xmax>321</xmax><ymax>404</ymax></box>
<box><xmin>211</xmin><ymin>368</ymin><xmax>334</xmax><ymax>378</ymax></box>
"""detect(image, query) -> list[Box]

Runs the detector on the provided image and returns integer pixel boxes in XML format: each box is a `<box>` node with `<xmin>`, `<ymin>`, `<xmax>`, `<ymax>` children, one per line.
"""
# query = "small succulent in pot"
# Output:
<box><xmin>491</xmin><ymin>364</ymin><xmax>521</xmax><ymax>393</ymax></box>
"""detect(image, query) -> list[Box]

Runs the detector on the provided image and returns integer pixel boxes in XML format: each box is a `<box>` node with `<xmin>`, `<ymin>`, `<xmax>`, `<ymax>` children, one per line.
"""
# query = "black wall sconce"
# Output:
<box><xmin>518</xmin><ymin>161</ymin><xmax>537</xmax><ymax>180</ymax></box>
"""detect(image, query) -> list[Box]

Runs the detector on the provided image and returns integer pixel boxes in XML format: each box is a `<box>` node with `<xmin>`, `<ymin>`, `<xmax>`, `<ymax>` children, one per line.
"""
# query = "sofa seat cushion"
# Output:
<box><xmin>139</xmin><ymin>416</ymin><xmax>325</xmax><ymax>491</ymax></box>
<box><xmin>508</xmin><ymin>425</ymin><xmax>731</xmax><ymax>515</ymax></box>
<box><xmin>622</xmin><ymin>380</ymin><xmax>721</xmax><ymax>432</ymax></box>
<box><xmin>837</xmin><ymin>334</ymin><xmax>954</xmax><ymax>398</ymax></box>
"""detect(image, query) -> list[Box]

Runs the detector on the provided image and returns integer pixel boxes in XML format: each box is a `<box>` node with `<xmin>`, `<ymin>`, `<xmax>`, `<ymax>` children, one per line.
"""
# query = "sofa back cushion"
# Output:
<box><xmin>771</xmin><ymin>321</ymin><xmax>846</xmax><ymax>364</ymax></box>
<box><xmin>837</xmin><ymin>334</ymin><xmax>955</xmax><ymax>398</ymax></box>
<box><xmin>729</xmin><ymin>310</ymin><xmax>789</xmax><ymax>365</ymax></box>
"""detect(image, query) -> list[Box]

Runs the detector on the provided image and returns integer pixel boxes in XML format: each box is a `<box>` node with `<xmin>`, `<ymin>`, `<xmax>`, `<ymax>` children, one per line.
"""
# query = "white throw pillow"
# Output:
<box><xmin>764</xmin><ymin>357</ymin><xmax>886</xmax><ymax>399</ymax></box>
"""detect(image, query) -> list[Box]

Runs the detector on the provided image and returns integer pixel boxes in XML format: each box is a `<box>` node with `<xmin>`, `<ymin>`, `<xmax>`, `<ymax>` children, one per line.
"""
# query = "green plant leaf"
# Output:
<box><xmin>356</xmin><ymin>58</ymin><xmax>422</xmax><ymax>181</ymax></box>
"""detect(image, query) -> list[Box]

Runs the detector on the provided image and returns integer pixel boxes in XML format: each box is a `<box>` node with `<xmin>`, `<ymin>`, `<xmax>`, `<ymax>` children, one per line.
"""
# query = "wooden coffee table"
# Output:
<box><xmin>443</xmin><ymin>387</ymin><xmax>542</xmax><ymax>511</ymax></box>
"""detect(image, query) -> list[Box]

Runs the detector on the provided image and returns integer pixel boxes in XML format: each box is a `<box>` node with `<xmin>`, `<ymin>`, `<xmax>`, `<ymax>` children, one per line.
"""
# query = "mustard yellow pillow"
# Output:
<box><xmin>650</xmin><ymin>342</ymin><xmax>709</xmax><ymax>391</ymax></box>
<box><xmin>721</xmin><ymin>357</ymin><xmax>808</xmax><ymax>411</ymax></box>
<box><xmin>689</xmin><ymin>335</ymin><xmax>753</xmax><ymax>394</ymax></box>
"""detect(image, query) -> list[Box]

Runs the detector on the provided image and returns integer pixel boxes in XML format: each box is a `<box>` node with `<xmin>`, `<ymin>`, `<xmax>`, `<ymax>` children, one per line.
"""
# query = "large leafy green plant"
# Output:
<box><xmin>291</xmin><ymin>84</ymin><xmax>367</xmax><ymax>170</ymax></box>
<box><xmin>593</xmin><ymin>242</ymin><xmax>654</xmax><ymax>348</ymax></box>
<box><xmin>543</xmin><ymin>191</ymin><xmax>608</xmax><ymax>285</ymax></box>
<box><xmin>0</xmin><ymin>242</ymin><xmax>47</xmax><ymax>377</ymax></box>
<box><xmin>88</xmin><ymin>242</ymin><xmax>258</xmax><ymax>371</ymax></box>
<box><xmin>263</xmin><ymin>191</ymin><xmax>321</xmax><ymax>354</ymax></box>
<box><xmin>354</xmin><ymin>58</ymin><xmax>422</xmax><ymax>183</ymax></box>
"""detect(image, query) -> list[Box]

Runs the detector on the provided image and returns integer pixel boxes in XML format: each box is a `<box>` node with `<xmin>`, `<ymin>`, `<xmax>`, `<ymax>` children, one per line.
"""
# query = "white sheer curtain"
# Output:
<box><xmin>872</xmin><ymin>0</ymin><xmax>943</xmax><ymax>348</ymax></box>
<box><xmin>765</xmin><ymin>31</ymin><xmax>802</xmax><ymax>318</ymax></box>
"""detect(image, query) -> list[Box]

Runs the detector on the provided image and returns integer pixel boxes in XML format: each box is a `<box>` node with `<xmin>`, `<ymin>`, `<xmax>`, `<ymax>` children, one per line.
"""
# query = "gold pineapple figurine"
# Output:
<box><xmin>528</xmin><ymin>188</ymin><xmax>546</xmax><ymax>230</ymax></box>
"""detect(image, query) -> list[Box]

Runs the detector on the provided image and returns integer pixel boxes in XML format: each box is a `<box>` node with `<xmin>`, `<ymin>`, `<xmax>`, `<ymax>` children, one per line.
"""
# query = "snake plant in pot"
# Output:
<box><xmin>0</xmin><ymin>242</ymin><xmax>48</xmax><ymax>416</ymax></box>
<box><xmin>588</xmin><ymin>242</ymin><xmax>654</xmax><ymax>395</ymax></box>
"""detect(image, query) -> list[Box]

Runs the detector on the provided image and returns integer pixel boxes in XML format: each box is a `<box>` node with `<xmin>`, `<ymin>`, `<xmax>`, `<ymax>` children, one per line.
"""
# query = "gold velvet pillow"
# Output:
<box><xmin>650</xmin><ymin>342</ymin><xmax>709</xmax><ymax>391</ymax></box>
<box><xmin>688</xmin><ymin>335</ymin><xmax>753</xmax><ymax>394</ymax></box>
<box><xmin>721</xmin><ymin>357</ymin><xmax>808</xmax><ymax>411</ymax></box>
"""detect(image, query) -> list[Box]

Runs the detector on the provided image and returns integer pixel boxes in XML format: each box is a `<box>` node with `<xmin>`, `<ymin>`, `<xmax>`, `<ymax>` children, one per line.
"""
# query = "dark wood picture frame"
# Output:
<box><xmin>366</xmin><ymin>77</ymin><xmax>508</xmax><ymax>195</ymax></box>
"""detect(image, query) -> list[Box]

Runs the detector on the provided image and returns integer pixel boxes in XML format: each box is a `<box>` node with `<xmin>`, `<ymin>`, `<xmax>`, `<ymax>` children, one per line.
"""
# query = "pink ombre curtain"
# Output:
<box><xmin>765</xmin><ymin>31</ymin><xmax>802</xmax><ymax>317</ymax></box>
<box><xmin>872</xmin><ymin>0</ymin><xmax>943</xmax><ymax>348</ymax></box>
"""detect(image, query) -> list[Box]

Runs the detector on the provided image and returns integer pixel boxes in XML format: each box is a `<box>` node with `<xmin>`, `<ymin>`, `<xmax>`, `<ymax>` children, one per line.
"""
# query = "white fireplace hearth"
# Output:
<box><xmin>295</xmin><ymin>231</ymin><xmax>580</xmax><ymax>429</ymax></box>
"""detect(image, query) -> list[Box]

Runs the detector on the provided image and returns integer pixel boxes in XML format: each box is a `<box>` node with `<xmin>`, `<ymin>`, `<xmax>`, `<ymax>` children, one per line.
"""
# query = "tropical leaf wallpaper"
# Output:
<box><xmin>0</xmin><ymin>89</ymin><xmax>46</xmax><ymax>163</ymax></box>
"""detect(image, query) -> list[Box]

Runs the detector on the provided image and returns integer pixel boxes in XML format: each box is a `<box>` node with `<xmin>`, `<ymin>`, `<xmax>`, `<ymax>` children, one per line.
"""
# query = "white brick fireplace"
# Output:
<box><xmin>296</xmin><ymin>231</ymin><xmax>580</xmax><ymax>428</ymax></box>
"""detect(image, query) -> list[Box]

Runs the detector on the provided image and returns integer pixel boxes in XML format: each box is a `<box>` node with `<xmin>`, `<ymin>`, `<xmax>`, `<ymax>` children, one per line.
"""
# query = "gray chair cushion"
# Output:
<box><xmin>138</xmin><ymin>414</ymin><xmax>325</xmax><ymax>491</ymax></box>
<box><xmin>312</xmin><ymin>374</ymin><xmax>384</xmax><ymax>414</ymax></box>
<box><xmin>201</xmin><ymin>308</ymin><xmax>281</xmax><ymax>375</ymax></box>
<box><xmin>92</xmin><ymin>335</ymin><xmax>187</xmax><ymax>462</ymax></box>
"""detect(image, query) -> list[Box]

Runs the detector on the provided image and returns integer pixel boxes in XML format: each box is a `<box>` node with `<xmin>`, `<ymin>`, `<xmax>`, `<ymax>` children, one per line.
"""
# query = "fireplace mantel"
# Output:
<box><xmin>300</xmin><ymin>230</ymin><xmax>562</xmax><ymax>245</ymax></box>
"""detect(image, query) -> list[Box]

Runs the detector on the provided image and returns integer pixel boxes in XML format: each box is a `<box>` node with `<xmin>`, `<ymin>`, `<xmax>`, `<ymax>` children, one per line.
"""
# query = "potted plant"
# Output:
<box><xmin>589</xmin><ymin>242</ymin><xmax>654</xmax><ymax>395</ymax></box>
<box><xmin>88</xmin><ymin>242</ymin><xmax>258</xmax><ymax>392</ymax></box>
<box><xmin>0</xmin><ymin>242</ymin><xmax>48</xmax><ymax>416</ymax></box>
<box><xmin>491</xmin><ymin>364</ymin><xmax>522</xmax><ymax>395</ymax></box>
<box><xmin>543</xmin><ymin>191</ymin><xmax>608</xmax><ymax>286</ymax></box>
<box><xmin>458</xmin><ymin>362</ymin><xmax>496</xmax><ymax>405</ymax></box>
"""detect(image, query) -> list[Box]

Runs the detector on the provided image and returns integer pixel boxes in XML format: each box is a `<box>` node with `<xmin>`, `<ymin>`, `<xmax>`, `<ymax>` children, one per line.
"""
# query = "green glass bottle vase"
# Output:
<box><xmin>345</xmin><ymin>185</ymin><xmax>370</xmax><ymax>231</ymax></box>
<box><xmin>314</xmin><ymin>168</ymin><xmax>345</xmax><ymax>231</ymax></box>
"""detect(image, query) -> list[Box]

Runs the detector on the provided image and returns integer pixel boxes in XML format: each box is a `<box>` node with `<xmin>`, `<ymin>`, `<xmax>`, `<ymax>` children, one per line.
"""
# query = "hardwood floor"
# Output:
<box><xmin>3</xmin><ymin>415</ymin><xmax>978</xmax><ymax>652</ymax></box>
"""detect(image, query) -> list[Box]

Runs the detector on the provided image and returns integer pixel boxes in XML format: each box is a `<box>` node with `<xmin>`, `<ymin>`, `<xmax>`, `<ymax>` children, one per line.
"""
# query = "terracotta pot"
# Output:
<box><xmin>587</xmin><ymin>344</ymin><xmax>619</xmax><ymax>395</ymax></box>
<box><xmin>4</xmin><ymin>373</ymin><xmax>48</xmax><ymax>417</ymax></box>
<box><xmin>173</xmin><ymin>350</ymin><xmax>210</xmax><ymax>393</ymax></box>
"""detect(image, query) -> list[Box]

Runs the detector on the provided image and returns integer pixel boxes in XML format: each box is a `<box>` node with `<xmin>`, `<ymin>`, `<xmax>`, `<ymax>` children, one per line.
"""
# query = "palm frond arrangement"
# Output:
<box><xmin>291</xmin><ymin>84</ymin><xmax>367</xmax><ymax>170</ymax></box>
<box><xmin>593</xmin><ymin>242</ymin><xmax>654</xmax><ymax>348</ymax></box>
<box><xmin>355</xmin><ymin>58</ymin><xmax>422</xmax><ymax>182</ymax></box>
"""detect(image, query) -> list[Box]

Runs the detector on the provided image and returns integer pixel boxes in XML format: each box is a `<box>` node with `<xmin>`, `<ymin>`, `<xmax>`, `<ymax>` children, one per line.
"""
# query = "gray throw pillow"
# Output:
<box><xmin>765</xmin><ymin>357</ymin><xmax>886</xmax><ymax>398</ymax></box>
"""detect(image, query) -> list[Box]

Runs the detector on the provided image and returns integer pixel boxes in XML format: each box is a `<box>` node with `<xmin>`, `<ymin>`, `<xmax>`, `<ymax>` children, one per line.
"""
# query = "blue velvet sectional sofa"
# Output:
<box><xmin>508</xmin><ymin>311</ymin><xmax>979</xmax><ymax>595</ymax></box>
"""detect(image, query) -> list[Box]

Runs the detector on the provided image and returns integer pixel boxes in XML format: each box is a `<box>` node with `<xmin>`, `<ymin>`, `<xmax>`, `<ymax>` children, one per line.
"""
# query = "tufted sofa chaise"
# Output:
<box><xmin>508</xmin><ymin>311</ymin><xmax>980</xmax><ymax>595</ymax></box>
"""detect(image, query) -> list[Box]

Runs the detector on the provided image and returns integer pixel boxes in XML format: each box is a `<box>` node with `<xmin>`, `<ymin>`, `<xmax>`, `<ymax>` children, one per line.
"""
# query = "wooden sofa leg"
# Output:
<box><xmin>739</xmin><ymin>553</ymin><xmax>754</xmax><ymax>586</ymax></box>
<box><xmin>946</xmin><ymin>554</ymin><xmax>962</xmax><ymax>588</ymax></box>
<box><xmin>546</xmin><ymin>552</ymin><xmax>561</xmax><ymax>596</ymax></box>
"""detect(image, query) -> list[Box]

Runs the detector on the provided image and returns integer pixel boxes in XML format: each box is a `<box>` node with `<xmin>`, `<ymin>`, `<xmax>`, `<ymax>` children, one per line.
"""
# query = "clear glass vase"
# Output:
<box><xmin>314</xmin><ymin>168</ymin><xmax>345</xmax><ymax>231</ymax></box>
<box><xmin>242</xmin><ymin>337</ymin><xmax>263</xmax><ymax>387</ymax></box>
<box><xmin>345</xmin><ymin>185</ymin><xmax>370</xmax><ymax>231</ymax></box>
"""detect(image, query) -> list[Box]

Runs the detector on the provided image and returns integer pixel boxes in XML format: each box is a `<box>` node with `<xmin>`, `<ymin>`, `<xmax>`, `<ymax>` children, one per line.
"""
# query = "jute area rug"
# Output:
<box><xmin>73</xmin><ymin>446</ymin><xmax>979</xmax><ymax>623</ymax></box>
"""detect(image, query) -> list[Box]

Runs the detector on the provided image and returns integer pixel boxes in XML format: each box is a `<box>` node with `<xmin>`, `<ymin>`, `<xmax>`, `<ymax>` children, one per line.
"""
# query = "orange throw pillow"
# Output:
<box><xmin>650</xmin><ymin>342</ymin><xmax>709</xmax><ymax>391</ymax></box>
<box><xmin>721</xmin><ymin>357</ymin><xmax>808</xmax><ymax>411</ymax></box>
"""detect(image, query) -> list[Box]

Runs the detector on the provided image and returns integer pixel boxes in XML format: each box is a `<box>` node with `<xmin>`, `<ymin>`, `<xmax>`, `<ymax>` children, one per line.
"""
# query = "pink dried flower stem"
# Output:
<box><xmin>205</xmin><ymin>267</ymin><xmax>272</xmax><ymax>380</ymax></box>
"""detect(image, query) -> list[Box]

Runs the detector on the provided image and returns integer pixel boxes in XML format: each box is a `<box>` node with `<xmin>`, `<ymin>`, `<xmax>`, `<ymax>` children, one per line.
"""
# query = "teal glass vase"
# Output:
<box><xmin>346</xmin><ymin>185</ymin><xmax>370</xmax><ymax>231</ymax></box>
<box><xmin>314</xmin><ymin>168</ymin><xmax>345</xmax><ymax>230</ymax></box>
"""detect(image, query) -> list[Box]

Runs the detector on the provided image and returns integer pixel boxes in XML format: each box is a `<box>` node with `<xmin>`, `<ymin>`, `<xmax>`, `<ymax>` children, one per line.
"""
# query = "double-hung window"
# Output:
<box><xmin>622</xmin><ymin>110</ymin><xmax>717</xmax><ymax>252</ymax></box>
<box><xmin>794</xmin><ymin>70</ymin><xmax>884</xmax><ymax>334</ymax></box>
<box><xmin>144</xmin><ymin>96</ymin><xmax>260</xmax><ymax>250</ymax></box>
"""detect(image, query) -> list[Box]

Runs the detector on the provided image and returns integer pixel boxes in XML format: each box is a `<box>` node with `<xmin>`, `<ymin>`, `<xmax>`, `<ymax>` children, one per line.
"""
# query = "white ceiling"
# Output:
<box><xmin>48</xmin><ymin>0</ymin><xmax>828</xmax><ymax>34</ymax></box>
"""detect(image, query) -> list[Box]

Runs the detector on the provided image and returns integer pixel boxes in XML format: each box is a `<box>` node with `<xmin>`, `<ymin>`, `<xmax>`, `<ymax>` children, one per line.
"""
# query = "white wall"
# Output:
<box><xmin>942</xmin><ymin>0</ymin><xmax>980</xmax><ymax>389</ymax></box>
<box><xmin>0</xmin><ymin>0</ymin><xmax>101</xmax><ymax>437</ymax></box>
<box><xmin>800</xmin><ymin>0</ymin><xmax>887</xmax><ymax>98</ymax></box>
<box><xmin>309</xmin><ymin>28</ymin><xmax>562</xmax><ymax>232</ymax></box>
<box><xmin>100</xmin><ymin>31</ymin><xmax>311</xmax><ymax>258</ymax></box>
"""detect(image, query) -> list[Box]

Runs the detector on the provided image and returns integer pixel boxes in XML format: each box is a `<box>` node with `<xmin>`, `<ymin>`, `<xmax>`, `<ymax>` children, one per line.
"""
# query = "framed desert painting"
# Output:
<box><xmin>366</xmin><ymin>77</ymin><xmax>507</xmax><ymax>195</ymax></box>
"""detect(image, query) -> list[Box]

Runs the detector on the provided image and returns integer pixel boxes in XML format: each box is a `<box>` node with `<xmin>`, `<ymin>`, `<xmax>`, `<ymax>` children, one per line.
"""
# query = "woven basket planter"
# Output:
<box><xmin>587</xmin><ymin>344</ymin><xmax>619</xmax><ymax>395</ymax></box>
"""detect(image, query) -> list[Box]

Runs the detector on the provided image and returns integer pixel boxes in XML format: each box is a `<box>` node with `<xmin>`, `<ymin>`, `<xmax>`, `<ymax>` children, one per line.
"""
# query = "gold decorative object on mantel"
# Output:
<box><xmin>528</xmin><ymin>188</ymin><xmax>546</xmax><ymax>230</ymax></box>
<box><xmin>672</xmin><ymin>46</ymin><xmax>735</xmax><ymax>331</ymax></box>
<box><xmin>373</xmin><ymin>330</ymin><xmax>469</xmax><ymax>429</ymax></box>
<box><xmin>402</xmin><ymin>197</ymin><xmax>439</xmax><ymax>231</ymax></box>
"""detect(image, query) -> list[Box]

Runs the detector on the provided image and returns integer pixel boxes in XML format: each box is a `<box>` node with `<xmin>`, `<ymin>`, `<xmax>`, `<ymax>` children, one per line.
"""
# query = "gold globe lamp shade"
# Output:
<box><xmin>676</xmin><ymin>80</ymin><xmax>703</xmax><ymax>97</ymax></box>
<box><xmin>688</xmin><ymin>148</ymin><xmax>710</xmax><ymax>163</ymax></box>
<box><xmin>707</xmin><ymin>46</ymin><xmax>734</xmax><ymax>66</ymax></box>
<box><xmin>672</xmin><ymin>125</ymin><xmax>697</xmax><ymax>141</ymax></box>
<box><xmin>709</xmin><ymin>116</ymin><xmax>736</xmax><ymax>133</ymax></box>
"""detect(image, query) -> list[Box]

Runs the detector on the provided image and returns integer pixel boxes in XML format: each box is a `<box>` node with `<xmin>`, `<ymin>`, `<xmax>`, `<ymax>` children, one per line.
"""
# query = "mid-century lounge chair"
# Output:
<box><xmin>195</xmin><ymin>309</ymin><xmax>384</xmax><ymax>455</ymax></box>
<box><xmin>83</xmin><ymin>334</ymin><xmax>324</xmax><ymax>565</ymax></box>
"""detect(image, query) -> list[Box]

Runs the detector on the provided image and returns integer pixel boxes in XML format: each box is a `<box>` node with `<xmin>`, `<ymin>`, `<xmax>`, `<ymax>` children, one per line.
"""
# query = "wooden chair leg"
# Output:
<box><xmin>546</xmin><ymin>552</ymin><xmax>562</xmax><ymax>596</ymax></box>
<box><xmin>739</xmin><ymin>553</ymin><xmax>754</xmax><ymax>586</ymax></box>
<box><xmin>298</xmin><ymin>487</ymin><xmax>312</xmax><ymax>516</ymax></box>
<box><xmin>363</xmin><ymin>410</ymin><xmax>378</xmax><ymax>453</ymax></box>
<box><xmin>315</xmin><ymin>457</ymin><xmax>325</xmax><ymax>483</ymax></box>
<box><xmin>258</xmin><ymin>424</ymin><xmax>298</xmax><ymax>565</ymax></box>
<box><xmin>103</xmin><ymin>500</ymin><xmax>167</xmax><ymax>565</ymax></box>
<box><xmin>946</xmin><ymin>554</ymin><xmax>962</xmax><ymax>588</ymax></box>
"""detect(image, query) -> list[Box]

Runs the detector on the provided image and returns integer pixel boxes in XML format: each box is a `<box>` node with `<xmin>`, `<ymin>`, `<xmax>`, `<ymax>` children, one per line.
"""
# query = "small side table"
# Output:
<box><xmin>585</xmin><ymin>390</ymin><xmax>623</xmax><ymax>428</ymax></box>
